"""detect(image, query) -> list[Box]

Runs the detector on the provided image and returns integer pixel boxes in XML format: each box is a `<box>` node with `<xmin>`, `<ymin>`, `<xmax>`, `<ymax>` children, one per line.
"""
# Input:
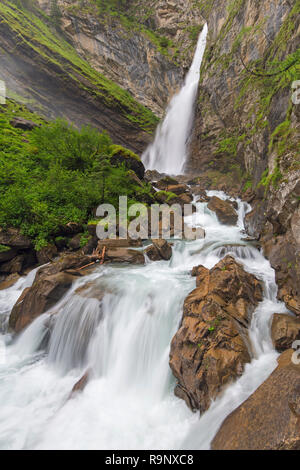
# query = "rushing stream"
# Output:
<box><xmin>0</xmin><ymin>192</ymin><xmax>289</xmax><ymax>449</ymax></box>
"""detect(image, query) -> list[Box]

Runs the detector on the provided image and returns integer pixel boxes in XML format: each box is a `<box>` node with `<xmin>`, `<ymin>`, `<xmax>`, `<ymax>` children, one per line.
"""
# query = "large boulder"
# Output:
<box><xmin>271</xmin><ymin>313</ymin><xmax>300</xmax><ymax>352</ymax></box>
<box><xmin>9</xmin><ymin>271</ymin><xmax>77</xmax><ymax>333</ymax></box>
<box><xmin>0</xmin><ymin>228</ymin><xmax>32</xmax><ymax>249</ymax></box>
<box><xmin>169</xmin><ymin>255</ymin><xmax>263</xmax><ymax>413</ymax></box>
<box><xmin>145</xmin><ymin>239</ymin><xmax>172</xmax><ymax>261</ymax></box>
<box><xmin>212</xmin><ymin>350</ymin><xmax>300</xmax><ymax>450</ymax></box>
<box><xmin>105</xmin><ymin>247</ymin><xmax>145</xmax><ymax>265</ymax></box>
<box><xmin>0</xmin><ymin>246</ymin><xmax>17</xmax><ymax>263</ymax></box>
<box><xmin>110</xmin><ymin>145</ymin><xmax>145</xmax><ymax>180</ymax></box>
<box><xmin>207</xmin><ymin>196</ymin><xmax>238</xmax><ymax>226</ymax></box>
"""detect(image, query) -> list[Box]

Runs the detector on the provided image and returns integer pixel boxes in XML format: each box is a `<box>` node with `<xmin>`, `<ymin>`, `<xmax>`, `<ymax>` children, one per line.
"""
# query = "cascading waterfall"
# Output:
<box><xmin>0</xmin><ymin>192</ymin><xmax>290</xmax><ymax>450</ymax></box>
<box><xmin>142</xmin><ymin>24</ymin><xmax>208</xmax><ymax>175</ymax></box>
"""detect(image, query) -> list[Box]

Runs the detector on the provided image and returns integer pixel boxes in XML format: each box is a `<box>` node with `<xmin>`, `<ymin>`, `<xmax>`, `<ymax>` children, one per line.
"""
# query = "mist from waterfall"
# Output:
<box><xmin>142</xmin><ymin>23</ymin><xmax>208</xmax><ymax>175</ymax></box>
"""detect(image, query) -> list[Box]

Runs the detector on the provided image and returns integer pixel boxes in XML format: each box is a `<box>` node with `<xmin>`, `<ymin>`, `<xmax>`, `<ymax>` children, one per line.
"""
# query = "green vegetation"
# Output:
<box><xmin>0</xmin><ymin>0</ymin><xmax>159</xmax><ymax>133</ymax></box>
<box><xmin>198</xmin><ymin>0</ymin><xmax>300</xmax><ymax>191</ymax></box>
<box><xmin>0</xmin><ymin>101</ymin><xmax>153</xmax><ymax>249</ymax></box>
<box><xmin>0</xmin><ymin>244</ymin><xmax>11</xmax><ymax>253</ymax></box>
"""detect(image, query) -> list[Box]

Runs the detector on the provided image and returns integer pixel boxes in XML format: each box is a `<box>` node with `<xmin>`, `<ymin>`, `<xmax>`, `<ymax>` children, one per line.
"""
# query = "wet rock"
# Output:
<box><xmin>10</xmin><ymin>117</ymin><xmax>39</xmax><ymax>130</ymax></box>
<box><xmin>9</xmin><ymin>271</ymin><xmax>77</xmax><ymax>333</ymax></box>
<box><xmin>207</xmin><ymin>197</ymin><xmax>238</xmax><ymax>226</ymax></box>
<box><xmin>105</xmin><ymin>247</ymin><xmax>145</xmax><ymax>265</ymax></box>
<box><xmin>145</xmin><ymin>239</ymin><xmax>172</xmax><ymax>261</ymax></box>
<box><xmin>271</xmin><ymin>314</ymin><xmax>300</xmax><ymax>352</ymax></box>
<box><xmin>0</xmin><ymin>273</ymin><xmax>20</xmax><ymax>290</ymax></box>
<box><xmin>211</xmin><ymin>350</ymin><xmax>300</xmax><ymax>450</ymax></box>
<box><xmin>0</xmin><ymin>228</ymin><xmax>32</xmax><ymax>249</ymax></box>
<box><xmin>70</xmin><ymin>370</ymin><xmax>90</xmax><ymax>397</ymax></box>
<box><xmin>169</xmin><ymin>256</ymin><xmax>263</xmax><ymax>413</ymax></box>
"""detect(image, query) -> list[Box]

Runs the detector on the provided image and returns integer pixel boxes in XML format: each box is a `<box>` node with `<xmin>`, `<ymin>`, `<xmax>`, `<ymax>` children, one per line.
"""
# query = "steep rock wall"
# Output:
<box><xmin>188</xmin><ymin>0</ymin><xmax>300</xmax><ymax>314</ymax></box>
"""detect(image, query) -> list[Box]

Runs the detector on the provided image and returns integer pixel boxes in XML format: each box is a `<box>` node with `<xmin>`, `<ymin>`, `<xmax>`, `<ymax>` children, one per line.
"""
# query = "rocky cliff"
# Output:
<box><xmin>188</xmin><ymin>0</ymin><xmax>300</xmax><ymax>315</ymax></box>
<box><xmin>0</xmin><ymin>0</ymin><xmax>203</xmax><ymax>153</ymax></box>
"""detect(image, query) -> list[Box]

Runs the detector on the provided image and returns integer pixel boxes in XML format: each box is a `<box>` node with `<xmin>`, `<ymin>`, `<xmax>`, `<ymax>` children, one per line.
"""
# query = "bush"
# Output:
<box><xmin>0</xmin><ymin>103</ymin><xmax>152</xmax><ymax>249</ymax></box>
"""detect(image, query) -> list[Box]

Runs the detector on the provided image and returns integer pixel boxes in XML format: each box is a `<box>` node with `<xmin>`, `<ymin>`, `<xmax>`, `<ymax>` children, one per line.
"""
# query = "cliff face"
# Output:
<box><xmin>188</xmin><ymin>0</ymin><xmax>300</xmax><ymax>314</ymax></box>
<box><xmin>0</xmin><ymin>0</ymin><xmax>203</xmax><ymax>153</ymax></box>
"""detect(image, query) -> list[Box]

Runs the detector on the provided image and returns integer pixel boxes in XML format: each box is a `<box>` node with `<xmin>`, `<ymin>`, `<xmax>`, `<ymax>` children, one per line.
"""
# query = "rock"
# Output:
<box><xmin>155</xmin><ymin>176</ymin><xmax>179</xmax><ymax>190</ymax></box>
<box><xmin>10</xmin><ymin>117</ymin><xmax>39</xmax><ymax>130</ymax></box>
<box><xmin>36</xmin><ymin>244</ymin><xmax>58</xmax><ymax>264</ymax></box>
<box><xmin>58</xmin><ymin>222</ymin><xmax>84</xmax><ymax>237</ymax></box>
<box><xmin>169</xmin><ymin>255</ymin><xmax>263</xmax><ymax>413</ymax></box>
<box><xmin>0</xmin><ymin>273</ymin><xmax>20</xmax><ymax>290</ymax></box>
<box><xmin>144</xmin><ymin>170</ymin><xmax>165</xmax><ymax>183</ymax></box>
<box><xmin>110</xmin><ymin>147</ymin><xmax>145</xmax><ymax>180</ymax></box>
<box><xmin>0</xmin><ymin>254</ymin><xmax>25</xmax><ymax>274</ymax></box>
<box><xmin>207</xmin><ymin>197</ymin><xmax>238</xmax><ymax>226</ymax></box>
<box><xmin>34</xmin><ymin>252</ymin><xmax>94</xmax><ymax>281</ymax></box>
<box><xmin>211</xmin><ymin>350</ymin><xmax>300</xmax><ymax>450</ymax></box>
<box><xmin>70</xmin><ymin>370</ymin><xmax>90</xmax><ymax>397</ymax></box>
<box><xmin>9</xmin><ymin>271</ymin><xmax>77</xmax><ymax>333</ymax></box>
<box><xmin>105</xmin><ymin>247</ymin><xmax>145</xmax><ymax>265</ymax></box>
<box><xmin>271</xmin><ymin>314</ymin><xmax>300</xmax><ymax>352</ymax></box>
<box><xmin>68</xmin><ymin>234</ymin><xmax>83</xmax><ymax>251</ymax></box>
<box><xmin>0</xmin><ymin>228</ymin><xmax>32</xmax><ymax>249</ymax></box>
<box><xmin>145</xmin><ymin>239</ymin><xmax>172</xmax><ymax>261</ymax></box>
<box><xmin>0</xmin><ymin>247</ymin><xmax>17</xmax><ymax>263</ymax></box>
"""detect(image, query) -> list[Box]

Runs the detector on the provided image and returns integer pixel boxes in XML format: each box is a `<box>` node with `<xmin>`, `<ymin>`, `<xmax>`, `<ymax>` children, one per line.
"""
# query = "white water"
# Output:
<box><xmin>142</xmin><ymin>24</ymin><xmax>208</xmax><ymax>175</ymax></box>
<box><xmin>0</xmin><ymin>193</ymin><xmax>290</xmax><ymax>449</ymax></box>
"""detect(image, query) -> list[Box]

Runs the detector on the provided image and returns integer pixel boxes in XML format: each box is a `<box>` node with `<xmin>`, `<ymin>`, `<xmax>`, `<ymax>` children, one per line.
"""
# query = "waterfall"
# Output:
<box><xmin>142</xmin><ymin>24</ymin><xmax>208</xmax><ymax>175</ymax></box>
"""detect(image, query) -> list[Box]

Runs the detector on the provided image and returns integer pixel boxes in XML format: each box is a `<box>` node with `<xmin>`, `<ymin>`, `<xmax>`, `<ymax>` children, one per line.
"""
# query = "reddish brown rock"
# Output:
<box><xmin>207</xmin><ymin>196</ymin><xmax>238</xmax><ymax>226</ymax></box>
<box><xmin>271</xmin><ymin>314</ymin><xmax>300</xmax><ymax>352</ymax></box>
<box><xmin>9</xmin><ymin>272</ymin><xmax>77</xmax><ymax>333</ymax></box>
<box><xmin>145</xmin><ymin>239</ymin><xmax>172</xmax><ymax>261</ymax></box>
<box><xmin>70</xmin><ymin>370</ymin><xmax>90</xmax><ymax>397</ymax></box>
<box><xmin>211</xmin><ymin>350</ymin><xmax>300</xmax><ymax>450</ymax></box>
<box><xmin>169</xmin><ymin>256</ymin><xmax>263</xmax><ymax>413</ymax></box>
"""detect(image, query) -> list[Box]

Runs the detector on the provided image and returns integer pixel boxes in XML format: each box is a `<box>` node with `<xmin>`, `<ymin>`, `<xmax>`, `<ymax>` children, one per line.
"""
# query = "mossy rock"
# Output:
<box><xmin>110</xmin><ymin>145</ymin><xmax>145</xmax><ymax>180</ymax></box>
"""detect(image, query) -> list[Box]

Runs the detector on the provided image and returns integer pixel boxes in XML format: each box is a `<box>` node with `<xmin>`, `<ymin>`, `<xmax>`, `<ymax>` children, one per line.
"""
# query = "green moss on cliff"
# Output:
<box><xmin>0</xmin><ymin>0</ymin><xmax>159</xmax><ymax>133</ymax></box>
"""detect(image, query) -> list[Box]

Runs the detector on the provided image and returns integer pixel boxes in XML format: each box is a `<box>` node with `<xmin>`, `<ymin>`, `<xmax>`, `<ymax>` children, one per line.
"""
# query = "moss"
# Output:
<box><xmin>0</xmin><ymin>1</ymin><xmax>159</xmax><ymax>134</ymax></box>
<box><xmin>109</xmin><ymin>144</ymin><xmax>141</xmax><ymax>162</ymax></box>
<box><xmin>155</xmin><ymin>190</ymin><xmax>178</xmax><ymax>202</ymax></box>
<box><xmin>0</xmin><ymin>244</ymin><xmax>10</xmax><ymax>253</ymax></box>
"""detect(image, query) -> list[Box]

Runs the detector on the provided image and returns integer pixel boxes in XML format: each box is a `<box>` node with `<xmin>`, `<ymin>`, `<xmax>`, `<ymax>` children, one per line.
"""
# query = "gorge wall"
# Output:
<box><xmin>0</xmin><ymin>0</ymin><xmax>203</xmax><ymax>152</ymax></box>
<box><xmin>188</xmin><ymin>0</ymin><xmax>300</xmax><ymax>315</ymax></box>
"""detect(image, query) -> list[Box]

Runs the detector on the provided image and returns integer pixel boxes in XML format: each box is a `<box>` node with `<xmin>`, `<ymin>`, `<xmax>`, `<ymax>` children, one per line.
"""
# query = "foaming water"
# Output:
<box><xmin>142</xmin><ymin>24</ymin><xmax>208</xmax><ymax>174</ymax></box>
<box><xmin>0</xmin><ymin>192</ymin><xmax>290</xmax><ymax>449</ymax></box>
